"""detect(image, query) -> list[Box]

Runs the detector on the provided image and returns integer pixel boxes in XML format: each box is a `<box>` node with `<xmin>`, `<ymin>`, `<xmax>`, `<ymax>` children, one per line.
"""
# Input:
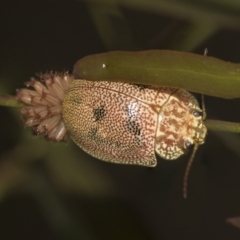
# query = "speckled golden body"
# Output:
<box><xmin>62</xmin><ymin>80</ymin><xmax>207</xmax><ymax>167</ymax></box>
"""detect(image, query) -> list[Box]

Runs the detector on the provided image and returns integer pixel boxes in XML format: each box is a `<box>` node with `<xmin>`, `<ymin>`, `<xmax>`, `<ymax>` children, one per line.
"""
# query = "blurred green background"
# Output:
<box><xmin>1</xmin><ymin>0</ymin><xmax>240</xmax><ymax>239</ymax></box>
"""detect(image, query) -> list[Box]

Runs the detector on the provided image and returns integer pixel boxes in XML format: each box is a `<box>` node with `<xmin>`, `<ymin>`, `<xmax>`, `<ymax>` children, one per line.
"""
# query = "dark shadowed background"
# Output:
<box><xmin>1</xmin><ymin>0</ymin><xmax>240</xmax><ymax>239</ymax></box>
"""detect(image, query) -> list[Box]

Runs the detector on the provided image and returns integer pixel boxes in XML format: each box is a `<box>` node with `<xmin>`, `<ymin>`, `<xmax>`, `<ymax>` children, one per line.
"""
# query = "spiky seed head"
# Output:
<box><xmin>16</xmin><ymin>72</ymin><xmax>73</xmax><ymax>142</ymax></box>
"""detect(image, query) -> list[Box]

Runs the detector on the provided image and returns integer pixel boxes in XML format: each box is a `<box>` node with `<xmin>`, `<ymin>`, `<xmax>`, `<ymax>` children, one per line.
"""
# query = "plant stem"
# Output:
<box><xmin>205</xmin><ymin>119</ymin><xmax>240</xmax><ymax>134</ymax></box>
<box><xmin>0</xmin><ymin>94</ymin><xmax>24</xmax><ymax>108</ymax></box>
<box><xmin>1</xmin><ymin>94</ymin><xmax>240</xmax><ymax>135</ymax></box>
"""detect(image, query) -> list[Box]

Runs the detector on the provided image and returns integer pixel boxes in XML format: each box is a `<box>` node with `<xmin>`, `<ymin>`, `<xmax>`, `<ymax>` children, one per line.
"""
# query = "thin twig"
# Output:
<box><xmin>205</xmin><ymin>119</ymin><xmax>240</xmax><ymax>134</ymax></box>
<box><xmin>0</xmin><ymin>94</ymin><xmax>24</xmax><ymax>108</ymax></box>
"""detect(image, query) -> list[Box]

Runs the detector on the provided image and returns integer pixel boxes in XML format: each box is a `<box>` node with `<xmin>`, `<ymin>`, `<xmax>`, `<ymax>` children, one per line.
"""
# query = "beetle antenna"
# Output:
<box><xmin>201</xmin><ymin>94</ymin><xmax>207</xmax><ymax>120</ymax></box>
<box><xmin>183</xmin><ymin>48</ymin><xmax>208</xmax><ymax>198</ymax></box>
<box><xmin>202</xmin><ymin>48</ymin><xmax>207</xmax><ymax>120</ymax></box>
<box><xmin>183</xmin><ymin>143</ymin><xmax>199</xmax><ymax>199</ymax></box>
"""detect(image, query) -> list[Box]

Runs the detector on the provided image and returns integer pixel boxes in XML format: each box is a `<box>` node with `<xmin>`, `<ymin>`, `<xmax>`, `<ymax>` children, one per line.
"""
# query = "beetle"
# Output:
<box><xmin>17</xmin><ymin>72</ymin><xmax>207</xmax><ymax>167</ymax></box>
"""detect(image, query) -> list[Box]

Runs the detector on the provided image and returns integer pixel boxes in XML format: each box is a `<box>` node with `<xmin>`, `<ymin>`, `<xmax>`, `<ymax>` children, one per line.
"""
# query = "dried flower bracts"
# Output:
<box><xmin>16</xmin><ymin>72</ymin><xmax>73</xmax><ymax>142</ymax></box>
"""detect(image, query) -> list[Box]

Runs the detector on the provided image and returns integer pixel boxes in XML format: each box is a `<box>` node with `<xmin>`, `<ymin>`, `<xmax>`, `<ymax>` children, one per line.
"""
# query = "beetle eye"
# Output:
<box><xmin>184</xmin><ymin>140</ymin><xmax>192</xmax><ymax>149</ymax></box>
<box><xmin>192</xmin><ymin>110</ymin><xmax>203</xmax><ymax>117</ymax></box>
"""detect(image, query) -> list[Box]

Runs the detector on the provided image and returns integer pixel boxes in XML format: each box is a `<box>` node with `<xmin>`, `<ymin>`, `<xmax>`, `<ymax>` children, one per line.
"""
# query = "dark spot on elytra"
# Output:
<box><xmin>88</xmin><ymin>127</ymin><xmax>98</xmax><ymax>140</ymax></box>
<box><xmin>132</xmin><ymin>84</ymin><xmax>149</xmax><ymax>90</ymax></box>
<box><xmin>125</xmin><ymin>119</ymin><xmax>141</xmax><ymax>136</ymax></box>
<box><xmin>93</xmin><ymin>105</ymin><xmax>106</xmax><ymax>121</ymax></box>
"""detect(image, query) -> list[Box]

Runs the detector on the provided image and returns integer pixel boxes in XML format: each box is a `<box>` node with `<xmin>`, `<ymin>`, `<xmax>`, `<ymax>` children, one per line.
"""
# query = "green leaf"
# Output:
<box><xmin>73</xmin><ymin>50</ymin><xmax>240</xmax><ymax>99</ymax></box>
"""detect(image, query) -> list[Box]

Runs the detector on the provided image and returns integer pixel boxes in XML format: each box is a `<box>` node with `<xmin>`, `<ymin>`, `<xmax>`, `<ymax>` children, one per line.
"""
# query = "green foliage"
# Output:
<box><xmin>74</xmin><ymin>50</ymin><xmax>240</xmax><ymax>99</ymax></box>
